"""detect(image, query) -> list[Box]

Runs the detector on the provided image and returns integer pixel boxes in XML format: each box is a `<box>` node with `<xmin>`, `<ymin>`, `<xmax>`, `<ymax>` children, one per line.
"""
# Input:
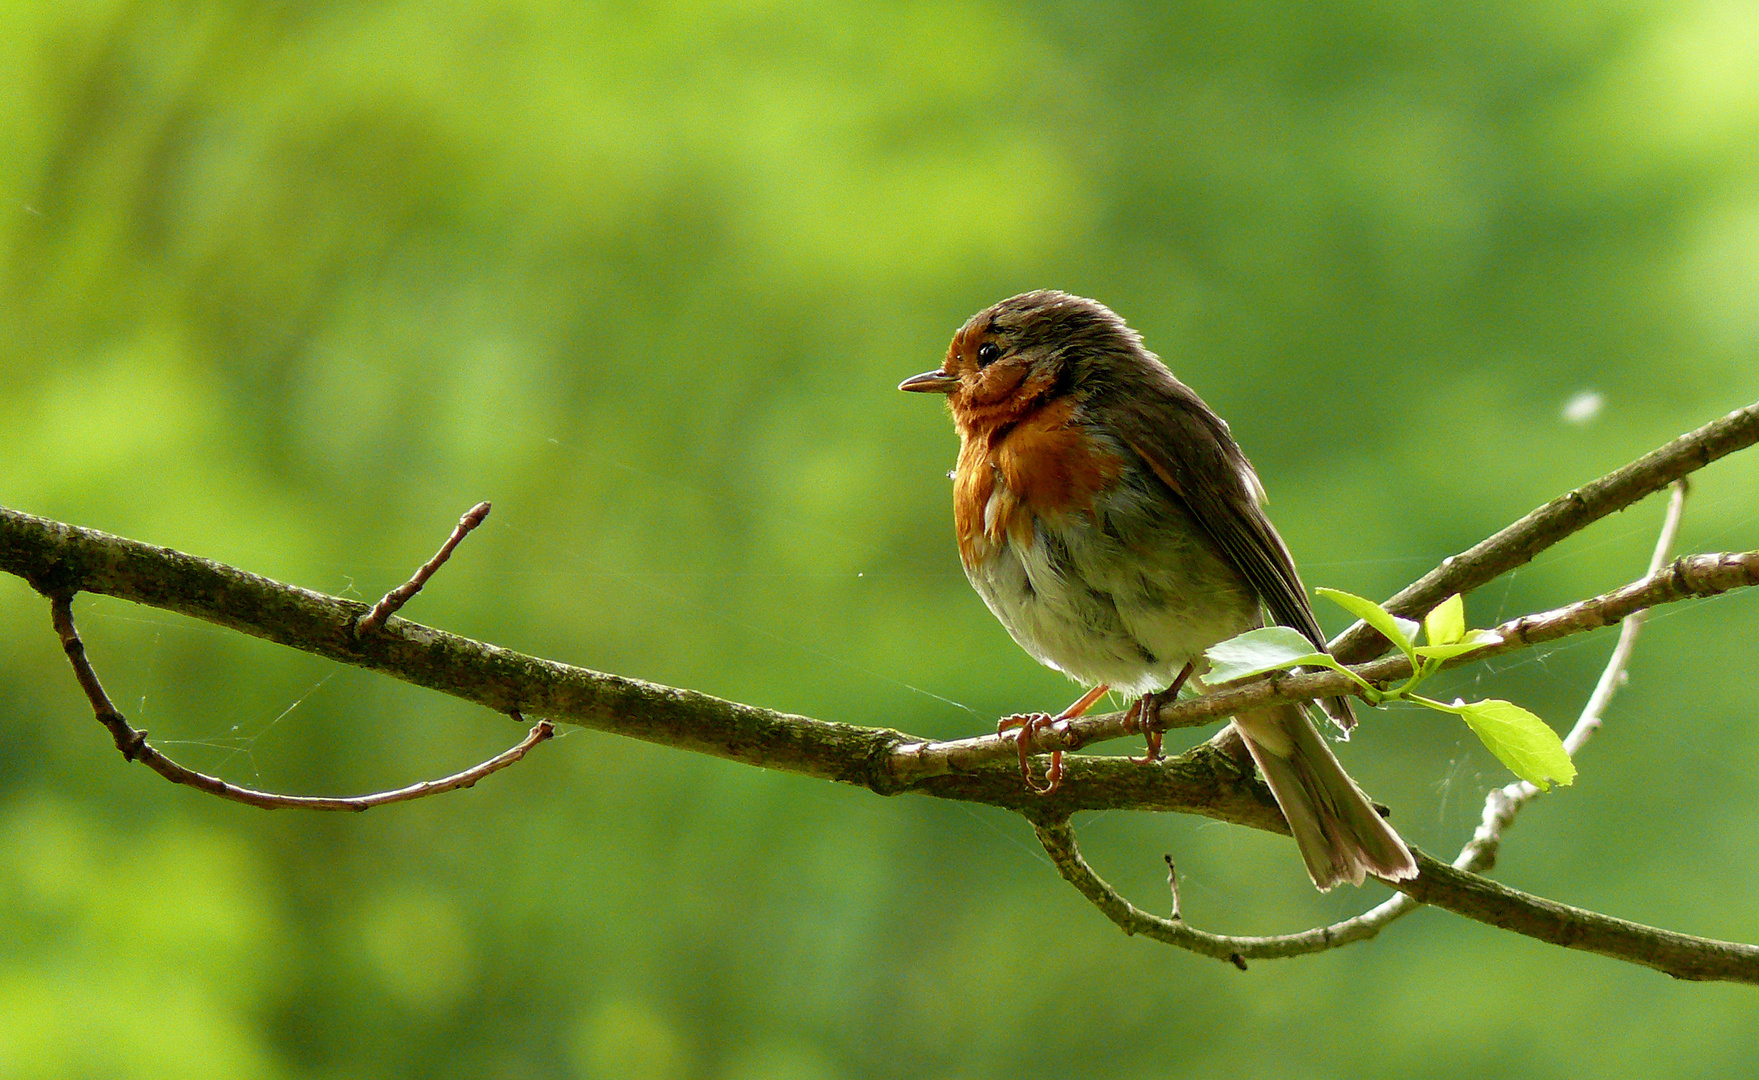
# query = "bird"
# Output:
<box><xmin>899</xmin><ymin>290</ymin><xmax>1417</xmax><ymax>890</ymax></box>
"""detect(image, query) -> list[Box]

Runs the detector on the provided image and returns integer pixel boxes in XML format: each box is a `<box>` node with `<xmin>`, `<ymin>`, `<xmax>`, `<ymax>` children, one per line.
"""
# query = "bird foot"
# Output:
<box><xmin>997</xmin><ymin>684</ymin><xmax>1112</xmax><ymax>795</ymax></box>
<box><xmin>1124</xmin><ymin>663</ymin><xmax>1193</xmax><ymax>764</ymax></box>
<box><xmin>997</xmin><ymin>712</ymin><xmax>1064</xmax><ymax>794</ymax></box>
<box><xmin>1122</xmin><ymin>698</ymin><xmax>1164</xmax><ymax>764</ymax></box>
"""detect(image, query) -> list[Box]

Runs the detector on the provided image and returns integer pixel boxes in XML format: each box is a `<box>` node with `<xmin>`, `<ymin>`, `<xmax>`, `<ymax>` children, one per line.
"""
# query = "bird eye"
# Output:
<box><xmin>976</xmin><ymin>342</ymin><xmax>1001</xmax><ymax>367</ymax></box>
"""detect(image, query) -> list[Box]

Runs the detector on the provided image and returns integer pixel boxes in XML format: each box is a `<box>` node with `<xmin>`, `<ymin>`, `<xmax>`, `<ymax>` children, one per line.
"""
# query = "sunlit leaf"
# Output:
<box><xmin>1424</xmin><ymin>594</ymin><xmax>1466</xmax><ymax>646</ymax></box>
<box><xmin>1204</xmin><ymin>626</ymin><xmax>1327</xmax><ymax>683</ymax></box>
<box><xmin>1412</xmin><ymin>630</ymin><xmax>1503</xmax><ymax>662</ymax></box>
<box><xmin>1316</xmin><ymin>588</ymin><xmax>1419</xmax><ymax>663</ymax></box>
<box><xmin>1450</xmin><ymin>698</ymin><xmax>1576</xmax><ymax>790</ymax></box>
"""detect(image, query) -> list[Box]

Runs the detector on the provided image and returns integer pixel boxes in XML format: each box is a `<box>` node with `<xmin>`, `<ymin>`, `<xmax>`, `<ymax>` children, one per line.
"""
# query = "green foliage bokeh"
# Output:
<box><xmin>4</xmin><ymin>2</ymin><xmax>1758</xmax><ymax>1077</ymax></box>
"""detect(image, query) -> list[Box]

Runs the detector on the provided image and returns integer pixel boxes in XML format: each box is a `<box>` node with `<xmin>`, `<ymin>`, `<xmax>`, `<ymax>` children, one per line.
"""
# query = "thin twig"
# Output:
<box><xmin>51</xmin><ymin>593</ymin><xmax>551</xmax><ymax>811</ymax></box>
<box><xmin>892</xmin><ymin>547</ymin><xmax>1758</xmax><ymax>783</ymax></box>
<box><xmin>1071</xmin><ymin>479</ymin><xmax>1698</xmax><ymax>961</ymax></box>
<box><xmin>1036</xmin><ymin>817</ymin><xmax>1759</xmax><ymax>981</ymax></box>
<box><xmin>1330</xmin><ymin>400</ymin><xmax>1759</xmax><ymax>662</ymax></box>
<box><xmin>1457</xmin><ymin>477</ymin><xmax>1688</xmax><ymax>875</ymax></box>
<box><xmin>1035</xmin><ymin>819</ymin><xmax>1410</xmax><ymax>965</ymax></box>
<box><xmin>355</xmin><ymin>501</ymin><xmax>491</xmax><ymax>636</ymax></box>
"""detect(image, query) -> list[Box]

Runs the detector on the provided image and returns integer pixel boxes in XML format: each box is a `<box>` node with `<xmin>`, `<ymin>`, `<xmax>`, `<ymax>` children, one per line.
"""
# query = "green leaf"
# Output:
<box><xmin>1412</xmin><ymin>629</ymin><xmax>1503</xmax><ymax>662</ymax></box>
<box><xmin>1205</xmin><ymin>627</ymin><xmax>1380</xmax><ymax>698</ymax></box>
<box><xmin>1424</xmin><ymin>594</ymin><xmax>1466</xmax><ymax>646</ymax></box>
<box><xmin>1316</xmin><ymin>588</ymin><xmax>1419</xmax><ymax>664</ymax></box>
<box><xmin>1446</xmin><ymin>698</ymin><xmax>1577</xmax><ymax>790</ymax></box>
<box><xmin>1204</xmin><ymin>626</ymin><xmax>1327</xmax><ymax>683</ymax></box>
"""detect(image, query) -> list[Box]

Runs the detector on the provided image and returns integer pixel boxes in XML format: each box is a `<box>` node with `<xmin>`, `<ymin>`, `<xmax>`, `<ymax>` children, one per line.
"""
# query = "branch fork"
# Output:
<box><xmin>46</xmin><ymin>502</ymin><xmax>547</xmax><ymax>812</ymax></box>
<box><xmin>4</xmin><ymin>400</ymin><xmax>1759</xmax><ymax>980</ymax></box>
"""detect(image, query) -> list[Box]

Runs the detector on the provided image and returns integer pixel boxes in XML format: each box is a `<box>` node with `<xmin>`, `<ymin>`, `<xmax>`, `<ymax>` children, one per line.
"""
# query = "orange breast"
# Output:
<box><xmin>952</xmin><ymin>397</ymin><xmax>1121</xmax><ymax>567</ymax></box>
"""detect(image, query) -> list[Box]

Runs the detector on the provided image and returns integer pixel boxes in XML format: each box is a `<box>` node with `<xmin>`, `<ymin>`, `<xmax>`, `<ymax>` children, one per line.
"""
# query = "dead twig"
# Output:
<box><xmin>355</xmin><ymin>501</ymin><xmax>491</xmax><ymax>636</ymax></box>
<box><xmin>1034</xmin><ymin>818</ymin><xmax>1409</xmax><ymax>966</ymax></box>
<box><xmin>894</xmin><ymin>544</ymin><xmax>1758</xmax><ymax>782</ymax></box>
<box><xmin>52</xmin><ymin>593</ymin><xmax>550</xmax><ymax>811</ymax></box>
<box><xmin>1036</xmin><ymin>816</ymin><xmax>1759</xmax><ymax>981</ymax></box>
<box><xmin>1456</xmin><ymin>477</ymin><xmax>1688</xmax><ymax>876</ymax></box>
<box><xmin>1033</xmin><ymin>481</ymin><xmax>1727</xmax><ymax>974</ymax></box>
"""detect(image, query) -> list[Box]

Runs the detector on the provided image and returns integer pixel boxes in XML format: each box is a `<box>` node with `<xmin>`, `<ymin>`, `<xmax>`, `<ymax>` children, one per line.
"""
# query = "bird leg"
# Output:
<box><xmin>1125</xmin><ymin>662</ymin><xmax>1195</xmax><ymax>764</ymax></box>
<box><xmin>1120</xmin><ymin>699</ymin><xmax>1154</xmax><ymax>763</ymax></box>
<box><xmin>998</xmin><ymin>684</ymin><xmax>1110</xmax><ymax>795</ymax></box>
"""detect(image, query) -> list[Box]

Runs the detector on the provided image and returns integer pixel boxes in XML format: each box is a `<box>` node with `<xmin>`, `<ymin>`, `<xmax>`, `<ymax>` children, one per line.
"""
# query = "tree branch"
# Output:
<box><xmin>1330</xmin><ymin>400</ymin><xmax>1759</xmax><ymax>662</ymax></box>
<box><xmin>893</xmin><ymin>547</ymin><xmax>1759</xmax><ymax>781</ymax></box>
<box><xmin>1034</xmin><ymin>480</ymin><xmax>1702</xmax><ymax>970</ymax></box>
<box><xmin>1397</xmin><ymin>852</ymin><xmax>1759</xmax><ymax>982</ymax></box>
<box><xmin>50</xmin><ymin>592</ymin><xmax>554</xmax><ymax>810</ymax></box>
<box><xmin>3</xmin><ymin>400</ymin><xmax>1757</xmax><ymax>981</ymax></box>
<box><xmin>12</xmin><ymin>504</ymin><xmax>1746</xmax><ymax>818</ymax></box>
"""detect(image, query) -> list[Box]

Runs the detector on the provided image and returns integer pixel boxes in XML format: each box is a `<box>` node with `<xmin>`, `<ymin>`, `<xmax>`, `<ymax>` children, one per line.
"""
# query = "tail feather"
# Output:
<box><xmin>1233</xmin><ymin>702</ymin><xmax>1417</xmax><ymax>890</ymax></box>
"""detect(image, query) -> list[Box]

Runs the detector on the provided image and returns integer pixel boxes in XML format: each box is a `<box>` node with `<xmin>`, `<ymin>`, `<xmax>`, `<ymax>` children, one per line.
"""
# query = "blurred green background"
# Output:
<box><xmin>4</xmin><ymin>1</ymin><xmax>1759</xmax><ymax>1076</ymax></box>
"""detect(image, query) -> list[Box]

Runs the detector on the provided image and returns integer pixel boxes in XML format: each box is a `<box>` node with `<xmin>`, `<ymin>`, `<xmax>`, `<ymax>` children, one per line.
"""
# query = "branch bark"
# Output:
<box><xmin>1329</xmin><ymin>399</ymin><xmax>1759</xmax><ymax>661</ymax></box>
<box><xmin>51</xmin><ymin>591</ymin><xmax>555</xmax><ymax>810</ymax></box>
<box><xmin>1034</xmin><ymin>481</ymin><xmax>1702</xmax><ymax>971</ymax></box>
<box><xmin>1036</xmin><ymin>819</ymin><xmax>1759</xmax><ymax>982</ymax></box>
<box><xmin>3</xmin><ymin>399</ymin><xmax>1757</xmax><ymax>981</ymax></box>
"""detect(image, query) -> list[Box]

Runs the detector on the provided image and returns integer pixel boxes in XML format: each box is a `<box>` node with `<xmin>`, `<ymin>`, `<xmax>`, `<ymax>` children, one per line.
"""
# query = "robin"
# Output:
<box><xmin>900</xmin><ymin>290</ymin><xmax>1417</xmax><ymax>889</ymax></box>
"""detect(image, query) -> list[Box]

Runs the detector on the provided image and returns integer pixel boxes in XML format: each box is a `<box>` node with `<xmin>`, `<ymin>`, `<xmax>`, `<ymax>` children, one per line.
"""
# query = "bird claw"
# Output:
<box><xmin>1133</xmin><ymin>729</ymin><xmax>1164</xmax><ymax>764</ymax></box>
<box><xmin>997</xmin><ymin>684</ymin><xmax>1111</xmax><ymax>795</ymax></box>
<box><xmin>1123</xmin><ymin>698</ymin><xmax>1165</xmax><ymax>764</ymax></box>
<box><xmin>998</xmin><ymin>712</ymin><xmax>1064</xmax><ymax>794</ymax></box>
<box><xmin>1124</xmin><ymin>663</ymin><xmax>1192</xmax><ymax>764</ymax></box>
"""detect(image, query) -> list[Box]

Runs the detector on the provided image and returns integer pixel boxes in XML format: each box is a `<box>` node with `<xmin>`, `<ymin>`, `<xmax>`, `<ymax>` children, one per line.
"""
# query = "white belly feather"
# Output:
<box><xmin>964</xmin><ymin>484</ymin><xmax>1259</xmax><ymax>695</ymax></box>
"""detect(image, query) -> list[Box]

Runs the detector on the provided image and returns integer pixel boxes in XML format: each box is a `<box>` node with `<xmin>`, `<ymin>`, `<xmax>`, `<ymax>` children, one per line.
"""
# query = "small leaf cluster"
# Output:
<box><xmin>1205</xmin><ymin>593</ymin><xmax>1575</xmax><ymax>790</ymax></box>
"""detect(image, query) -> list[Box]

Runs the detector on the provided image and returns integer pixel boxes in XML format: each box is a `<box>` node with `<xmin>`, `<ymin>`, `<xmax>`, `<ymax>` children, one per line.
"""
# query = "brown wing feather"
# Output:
<box><xmin>1109</xmin><ymin>377</ymin><xmax>1356</xmax><ymax>731</ymax></box>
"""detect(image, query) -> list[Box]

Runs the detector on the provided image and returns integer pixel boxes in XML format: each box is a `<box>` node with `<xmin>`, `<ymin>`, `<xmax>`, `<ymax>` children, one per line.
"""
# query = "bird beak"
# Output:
<box><xmin>898</xmin><ymin>368</ymin><xmax>958</xmax><ymax>394</ymax></box>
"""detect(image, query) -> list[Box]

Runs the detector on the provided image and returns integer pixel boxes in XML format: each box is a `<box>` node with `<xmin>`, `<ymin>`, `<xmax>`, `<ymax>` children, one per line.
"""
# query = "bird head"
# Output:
<box><xmin>899</xmin><ymin>290</ymin><xmax>1149</xmax><ymax>437</ymax></box>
